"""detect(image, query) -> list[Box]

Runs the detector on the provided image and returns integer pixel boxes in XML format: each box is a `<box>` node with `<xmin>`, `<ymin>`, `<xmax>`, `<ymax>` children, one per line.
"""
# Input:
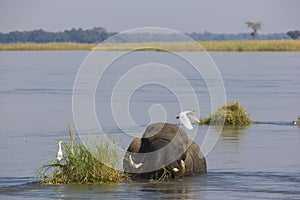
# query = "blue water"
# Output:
<box><xmin>0</xmin><ymin>51</ymin><xmax>299</xmax><ymax>199</ymax></box>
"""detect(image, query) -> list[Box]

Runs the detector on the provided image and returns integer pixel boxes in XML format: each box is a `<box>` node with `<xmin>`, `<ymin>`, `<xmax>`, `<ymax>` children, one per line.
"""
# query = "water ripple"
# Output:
<box><xmin>0</xmin><ymin>88</ymin><xmax>72</xmax><ymax>95</ymax></box>
<box><xmin>0</xmin><ymin>171</ymin><xmax>299</xmax><ymax>199</ymax></box>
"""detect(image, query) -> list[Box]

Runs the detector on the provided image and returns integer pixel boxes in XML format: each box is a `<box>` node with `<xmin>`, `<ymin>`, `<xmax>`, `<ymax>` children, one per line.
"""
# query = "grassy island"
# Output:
<box><xmin>39</xmin><ymin>125</ymin><xmax>128</xmax><ymax>184</ymax></box>
<box><xmin>199</xmin><ymin>102</ymin><xmax>253</xmax><ymax>126</ymax></box>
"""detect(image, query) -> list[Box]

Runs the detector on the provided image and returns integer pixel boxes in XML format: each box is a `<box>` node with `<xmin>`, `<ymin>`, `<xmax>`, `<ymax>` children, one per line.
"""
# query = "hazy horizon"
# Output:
<box><xmin>0</xmin><ymin>0</ymin><xmax>299</xmax><ymax>34</ymax></box>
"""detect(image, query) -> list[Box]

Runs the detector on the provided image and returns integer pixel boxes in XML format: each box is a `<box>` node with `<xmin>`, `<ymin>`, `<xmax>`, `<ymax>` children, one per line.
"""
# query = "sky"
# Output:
<box><xmin>0</xmin><ymin>0</ymin><xmax>299</xmax><ymax>34</ymax></box>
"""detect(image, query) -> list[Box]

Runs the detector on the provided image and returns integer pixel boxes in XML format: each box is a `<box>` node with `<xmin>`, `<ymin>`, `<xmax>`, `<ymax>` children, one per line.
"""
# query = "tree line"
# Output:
<box><xmin>0</xmin><ymin>27</ymin><xmax>298</xmax><ymax>43</ymax></box>
<box><xmin>0</xmin><ymin>27</ymin><xmax>117</xmax><ymax>43</ymax></box>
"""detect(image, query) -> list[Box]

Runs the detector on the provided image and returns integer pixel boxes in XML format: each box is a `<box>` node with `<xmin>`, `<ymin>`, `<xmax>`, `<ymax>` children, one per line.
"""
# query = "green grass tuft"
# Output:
<box><xmin>38</xmin><ymin>124</ymin><xmax>128</xmax><ymax>184</ymax></box>
<box><xmin>200</xmin><ymin>102</ymin><xmax>253</xmax><ymax>126</ymax></box>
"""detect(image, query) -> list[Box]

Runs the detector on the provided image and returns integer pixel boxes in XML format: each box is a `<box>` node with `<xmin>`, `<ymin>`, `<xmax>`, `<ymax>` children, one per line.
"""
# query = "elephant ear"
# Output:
<box><xmin>185</xmin><ymin>140</ymin><xmax>207</xmax><ymax>175</ymax></box>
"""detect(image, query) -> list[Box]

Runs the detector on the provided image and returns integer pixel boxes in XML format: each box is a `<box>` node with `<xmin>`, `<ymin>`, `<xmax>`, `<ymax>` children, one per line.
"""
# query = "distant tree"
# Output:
<box><xmin>245</xmin><ymin>21</ymin><xmax>262</xmax><ymax>38</ymax></box>
<box><xmin>286</xmin><ymin>30</ymin><xmax>300</xmax><ymax>40</ymax></box>
<box><xmin>0</xmin><ymin>33</ymin><xmax>7</xmax><ymax>43</ymax></box>
<box><xmin>54</xmin><ymin>31</ymin><xmax>69</xmax><ymax>42</ymax></box>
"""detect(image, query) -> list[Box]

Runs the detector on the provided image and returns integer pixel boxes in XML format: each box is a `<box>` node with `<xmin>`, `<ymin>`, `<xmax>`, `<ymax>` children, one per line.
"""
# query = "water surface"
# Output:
<box><xmin>0</xmin><ymin>51</ymin><xmax>299</xmax><ymax>199</ymax></box>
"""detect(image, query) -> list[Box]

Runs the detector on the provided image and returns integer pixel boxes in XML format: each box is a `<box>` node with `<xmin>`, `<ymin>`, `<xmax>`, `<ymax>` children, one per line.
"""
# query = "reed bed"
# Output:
<box><xmin>200</xmin><ymin>40</ymin><xmax>300</xmax><ymax>51</ymax></box>
<box><xmin>0</xmin><ymin>40</ymin><xmax>299</xmax><ymax>51</ymax></box>
<box><xmin>39</xmin><ymin>124</ymin><xmax>128</xmax><ymax>184</ymax></box>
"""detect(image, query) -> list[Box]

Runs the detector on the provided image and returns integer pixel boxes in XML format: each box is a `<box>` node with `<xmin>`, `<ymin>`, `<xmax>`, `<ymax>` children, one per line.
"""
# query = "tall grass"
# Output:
<box><xmin>39</xmin><ymin>124</ymin><xmax>128</xmax><ymax>184</ymax></box>
<box><xmin>200</xmin><ymin>40</ymin><xmax>300</xmax><ymax>51</ymax></box>
<box><xmin>0</xmin><ymin>40</ymin><xmax>299</xmax><ymax>51</ymax></box>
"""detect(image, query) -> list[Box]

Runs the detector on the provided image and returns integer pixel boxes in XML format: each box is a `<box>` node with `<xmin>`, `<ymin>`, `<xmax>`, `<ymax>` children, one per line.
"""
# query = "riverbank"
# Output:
<box><xmin>0</xmin><ymin>40</ymin><xmax>299</xmax><ymax>51</ymax></box>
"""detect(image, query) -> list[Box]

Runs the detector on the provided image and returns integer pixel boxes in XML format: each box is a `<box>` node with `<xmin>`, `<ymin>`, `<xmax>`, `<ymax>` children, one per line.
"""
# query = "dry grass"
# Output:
<box><xmin>0</xmin><ymin>40</ymin><xmax>299</xmax><ymax>51</ymax></box>
<box><xmin>200</xmin><ymin>40</ymin><xmax>300</xmax><ymax>51</ymax></box>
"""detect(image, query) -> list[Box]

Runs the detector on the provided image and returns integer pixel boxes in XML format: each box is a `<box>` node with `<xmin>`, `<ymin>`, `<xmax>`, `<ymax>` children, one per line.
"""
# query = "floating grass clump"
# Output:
<box><xmin>200</xmin><ymin>102</ymin><xmax>253</xmax><ymax>126</ymax></box>
<box><xmin>39</xmin><ymin>124</ymin><xmax>128</xmax><ymax>184</ymax></box>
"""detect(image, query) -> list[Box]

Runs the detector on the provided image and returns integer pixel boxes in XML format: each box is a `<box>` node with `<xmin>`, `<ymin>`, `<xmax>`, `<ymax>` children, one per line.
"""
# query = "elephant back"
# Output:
<box><xmin>142</xmin><ymin>123</ymin><xmax>188</xmax><ymax>144</ymax></box>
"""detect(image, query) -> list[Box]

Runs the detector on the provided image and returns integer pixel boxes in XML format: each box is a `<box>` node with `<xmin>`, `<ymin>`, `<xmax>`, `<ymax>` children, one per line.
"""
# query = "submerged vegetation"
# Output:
<box><xmin>199</xmin><ymin>102</ymin><xmax>253</xmax><ymax>126</ymax></box>
<box><xmin>0</xmin><ymin>40</ymin><xmax>299</xmax><ymax>51</ymax></box>
<box><xmin>39</xmin><ymin>124</ymin><xmax>128</xmax><ymax>184</ymax></box>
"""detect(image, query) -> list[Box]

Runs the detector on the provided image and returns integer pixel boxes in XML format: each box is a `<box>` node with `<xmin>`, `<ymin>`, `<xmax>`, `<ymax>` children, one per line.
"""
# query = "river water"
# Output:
<box><xmin>0</xmin><ymin>51</ymin><xmax>299</xmax><ymax>199</ymax></box>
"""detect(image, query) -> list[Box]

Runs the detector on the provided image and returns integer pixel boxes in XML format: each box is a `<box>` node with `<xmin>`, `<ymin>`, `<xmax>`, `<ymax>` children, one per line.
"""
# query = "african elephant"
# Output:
<box><xmin>123</xmin><ymin>123</ymin><xmax>207</xmax><ymax>180</ymax></box>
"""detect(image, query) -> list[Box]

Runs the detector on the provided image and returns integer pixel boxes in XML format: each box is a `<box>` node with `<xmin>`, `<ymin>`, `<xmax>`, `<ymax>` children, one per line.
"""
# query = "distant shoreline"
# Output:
<box><xmin>0</xmin><ymin>40</ymin><xmax>299</xmax><ymax>51</ymax></box>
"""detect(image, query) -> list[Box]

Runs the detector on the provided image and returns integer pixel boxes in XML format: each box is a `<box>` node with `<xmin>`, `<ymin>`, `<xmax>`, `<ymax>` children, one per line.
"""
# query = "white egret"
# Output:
<box><xmin>57</xmin><ymin>141</ymin><xmax>63</xmax><ymax>162</ymax></box>
<box><xmin>176</xmin><ymin>110</ymin><xmax>200</xmax><ymax>130</ymax></box>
